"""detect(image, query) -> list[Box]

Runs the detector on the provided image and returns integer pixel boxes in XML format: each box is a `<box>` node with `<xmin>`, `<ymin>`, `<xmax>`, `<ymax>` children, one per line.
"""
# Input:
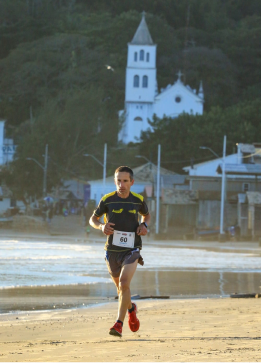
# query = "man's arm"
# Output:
<box><xmin>137</xmin><ymin>213</ymin><xmax>151</xmax><ymax>236</ymax></box>
<box><xmin>89</xmin><ymin>214</ymin><xmax>115</xmax><ymax>235</ymax></box>
<box><xmin>141</xmin><ymin>213</ymin><xmax>151</xmax><ymax>225</ymax></box>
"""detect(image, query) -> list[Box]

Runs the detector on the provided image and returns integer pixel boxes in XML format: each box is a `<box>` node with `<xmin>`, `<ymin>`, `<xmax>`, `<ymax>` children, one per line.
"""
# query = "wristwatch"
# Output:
<box><xmin>141</xmin><ymin>222</ymin><xmax>148</xmax><ymax>228</ymax></box>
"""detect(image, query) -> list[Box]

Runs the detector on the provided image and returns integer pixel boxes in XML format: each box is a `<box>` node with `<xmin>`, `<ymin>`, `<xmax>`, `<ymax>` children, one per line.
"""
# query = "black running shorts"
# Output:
<box><xmin>104</xmin><ymin>249</ymin><xmax>141</xmax><ymax>278</ymax></box>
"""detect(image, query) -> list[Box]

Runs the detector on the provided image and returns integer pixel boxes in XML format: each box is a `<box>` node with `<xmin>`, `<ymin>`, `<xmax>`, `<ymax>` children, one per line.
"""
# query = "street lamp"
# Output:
<box><xmin>135</xmin><ymin>155</ymin><xmax>153</xmax><ymax>170</ymax></box>
<box><xmin>84</xmin><ymin>143</ymin><xmax>107</xmax><ymax>196</ymax></box>
<box><xmin>135</xmin><ymin>155</ymin><xmax>151</xmax><ymax>163</ymax></box>
<box><xmin>26</xmin><ymin>144</ymin><xmax>48</xmax><ymax>197</ymax></box>
<box><xmin>199</xmin><ymin>146</ymin><xmax>220</xmax><ymax>158</ymax></box>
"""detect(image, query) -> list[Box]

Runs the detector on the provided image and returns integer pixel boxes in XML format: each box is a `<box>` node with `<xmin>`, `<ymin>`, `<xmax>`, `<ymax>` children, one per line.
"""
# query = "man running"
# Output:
<box><xmin>89</xmin><ymin>166</ymin><xmax>150</xmax><ymax>337</ymax></box>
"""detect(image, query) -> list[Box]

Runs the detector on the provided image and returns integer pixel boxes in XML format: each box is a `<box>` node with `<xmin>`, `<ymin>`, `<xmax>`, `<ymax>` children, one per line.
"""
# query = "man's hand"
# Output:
<box><xmin>101</xmin><ymin>222</ymin><xmax>115</xmax><ymax>235</ymax></box>
<box><xmin>136</xmin><ymin>223</ymin><xmax>147</xmax><ymax>236</ymax></box>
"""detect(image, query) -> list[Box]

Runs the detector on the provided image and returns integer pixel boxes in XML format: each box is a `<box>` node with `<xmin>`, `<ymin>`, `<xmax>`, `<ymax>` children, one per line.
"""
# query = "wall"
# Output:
<box><xmin>122</xmin><ymin>102</ymin><xmax>153</xmax><ymax>143</ymax></box>
<box><xmin>197</xmin><ymin>200</ymin><xmax>220</xmax><ymax>229</ymax></box>
<box><xmin>126</xmin><ymin>44</ymin><xmax>156</xmax><ymax>103</ymax></box>
<box><xmin>191</xmin><ymin>178</ymin><xmax>261</xmax><ymax>193</ymax></box>
<box><xmin>0</xmin><ymin>198</ymin><xmax>10</xmax><ymax>214</ymax></box>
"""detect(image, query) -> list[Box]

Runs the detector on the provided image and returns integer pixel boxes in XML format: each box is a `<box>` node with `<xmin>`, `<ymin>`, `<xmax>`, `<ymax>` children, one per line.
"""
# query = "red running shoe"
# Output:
<box><xmin>109</xmin><ymin>322</ymin><xmax>122</xmax><ymax>337</ymax></box>
<box><xmin>128</xmin><ymin>302</ymin><xmax>140</xmax><ymax>332</ymax></box>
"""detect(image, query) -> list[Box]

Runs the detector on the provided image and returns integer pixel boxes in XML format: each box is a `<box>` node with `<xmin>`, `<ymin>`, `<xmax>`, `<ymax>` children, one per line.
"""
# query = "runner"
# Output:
<box><xmin>89</xmin><ymin>166</ymin><xmax>150</xmax><ymax>337</ymax></box>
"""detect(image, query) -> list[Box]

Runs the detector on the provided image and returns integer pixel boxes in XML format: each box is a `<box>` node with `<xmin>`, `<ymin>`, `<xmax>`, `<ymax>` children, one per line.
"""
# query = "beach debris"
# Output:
<box><xmin>115</xmin><ymin>294</ymin><xmax>170</xmax><ymax>300</ymax></box>
<box><xmin>230</xmin><ymin>293</ymin><xmax>261</xmax><ymax>298</ymax></box>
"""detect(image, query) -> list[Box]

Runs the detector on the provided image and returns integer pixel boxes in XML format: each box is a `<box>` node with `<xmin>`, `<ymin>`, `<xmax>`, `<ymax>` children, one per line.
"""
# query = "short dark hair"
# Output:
<box><xmin>114</xmin><ymin>166</ymin><xmax>134</xmax><ymax>181</ymax></box>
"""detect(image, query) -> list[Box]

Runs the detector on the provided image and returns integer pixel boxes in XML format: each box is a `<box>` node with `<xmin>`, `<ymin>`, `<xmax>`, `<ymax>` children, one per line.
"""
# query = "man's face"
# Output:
<box><xmin>114</xmin><ymin>171</ymin><xmax>134</xmax><ymax>197</ymax></box>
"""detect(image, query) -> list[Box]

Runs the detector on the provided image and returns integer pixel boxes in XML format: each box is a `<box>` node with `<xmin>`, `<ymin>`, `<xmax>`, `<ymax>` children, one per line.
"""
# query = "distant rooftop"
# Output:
<box><xmin>89</xmin><ymin>162</ymin><xmax>176</xmax><ymax>184</ymax></box>
<box><xmin>217</xmin><ymin>163</ymin><xmax>261</xmax><ymax>176</ymax></box>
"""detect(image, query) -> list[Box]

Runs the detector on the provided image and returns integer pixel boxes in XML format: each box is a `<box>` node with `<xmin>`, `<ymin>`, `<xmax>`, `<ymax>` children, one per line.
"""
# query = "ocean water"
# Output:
<box><xmin>1</xmin><ymin>238</ymin><xmax>261</xmax><ymax>289</ymax></box>
<box><xmin>1</xmin><ymin>238</ymin><xmax>261</xmax><ymax>313</ymax></box>
<box><xmin>0</xmin><ymin>239</ymin><xmax>110</xmax><ymax>288</ymax></box>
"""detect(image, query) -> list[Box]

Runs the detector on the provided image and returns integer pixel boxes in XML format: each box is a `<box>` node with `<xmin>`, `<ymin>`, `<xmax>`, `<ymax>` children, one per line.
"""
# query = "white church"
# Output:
<box><xmin>118</xmin><ymin>13</ymin><xmax>204</xmax><ymax>144</ymax></box>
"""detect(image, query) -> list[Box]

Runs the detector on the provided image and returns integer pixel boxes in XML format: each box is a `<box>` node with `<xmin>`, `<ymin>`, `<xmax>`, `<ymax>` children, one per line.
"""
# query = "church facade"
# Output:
<box><xmin>118</xmin><ymin>14</ymin><xmax>204</xmax><ymax>144</ymax></box>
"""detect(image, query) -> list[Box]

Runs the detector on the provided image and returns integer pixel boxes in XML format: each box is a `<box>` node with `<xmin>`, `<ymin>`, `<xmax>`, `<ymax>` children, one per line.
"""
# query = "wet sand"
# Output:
<box><xmin>1</xmin><ymin>298</ymin><xmax>261</xmax><ymax>362</ymax></box>
<box><xmin>1</xmin><ymin>268</ymin><xmax>261</xmax><ymax>314</ymax></box>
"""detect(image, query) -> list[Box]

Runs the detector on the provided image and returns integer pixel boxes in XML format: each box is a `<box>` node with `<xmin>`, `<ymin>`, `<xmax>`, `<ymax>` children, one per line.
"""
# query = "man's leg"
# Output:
<box><xmin>117</xmin><ymin>259</ymin><xmax>138</xmax><ymax>322</ymax></box>
<box><xmin>110</xmin><ymin>276</ymin><xmax>120</xmax><ymax>294</ymax></box>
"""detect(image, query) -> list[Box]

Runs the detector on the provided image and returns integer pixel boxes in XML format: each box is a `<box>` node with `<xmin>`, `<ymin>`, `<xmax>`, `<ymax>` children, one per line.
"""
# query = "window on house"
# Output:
<box><xmin>146</xmin><ymin>53</ymin><xmax>150</xmax><ymax>62</ymax></box>
<box><xmin>140</xmin><ymin>50</ymin><xmax>144</xmax><ymax>61</ymax></box>
<box><xmin>134</xmin><ymin>52</ymin><xmax>138</xmax><ymax>61</ymax></box>
<box><xmin>142</xmin><ymin>75</ymin><xmax>148</xmax><ymax>88</ymax></box>
<box><xmin>134</xmin><ymin>75</ymin><xmax>139</xmax><ymax>87</ymax></box>
<box><xmin>242</xmin><ymin>183</ymin><xmax>250</xmax><ymax>192</ymax></box>
<box><xmin>134</xmin><ymin>117</ymin><xmax>143</xmax><ymax>121</ymax></box>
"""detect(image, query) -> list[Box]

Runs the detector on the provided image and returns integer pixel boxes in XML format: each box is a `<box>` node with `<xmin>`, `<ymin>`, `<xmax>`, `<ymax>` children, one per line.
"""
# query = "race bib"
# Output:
<box><xmin>112</xmin><ymin>230</ymin><xmax>135</xmax><ymax>248</ymax></box>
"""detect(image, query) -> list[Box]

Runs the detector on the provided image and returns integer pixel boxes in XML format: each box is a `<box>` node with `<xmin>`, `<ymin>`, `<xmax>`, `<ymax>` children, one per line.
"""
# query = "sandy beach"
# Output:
<box><xmin>1</xmin><ymin>297</ymin><xmax>261</xmax><ymax>362</ymax></box>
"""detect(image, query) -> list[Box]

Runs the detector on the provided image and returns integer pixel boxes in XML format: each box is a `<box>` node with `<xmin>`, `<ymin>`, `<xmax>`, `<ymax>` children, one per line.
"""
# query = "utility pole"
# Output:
<box><xmin>220</xmin><ymin>136</ymin><xmax>226</xmax><ymax>237</ymax></box>
<box><xmin>156</xmin><ymin>144</ymin><xmax>161</xmax><ymax>234</ymax></box>
<box><xmin>103</xmin><ymin>143</ymin><xmax>107</xmax><ymax>196</ymax></box>
<box><xmin>43</xmin><ymin>144</ymin><xmax>48</xmax><ymax>197</ymax></box>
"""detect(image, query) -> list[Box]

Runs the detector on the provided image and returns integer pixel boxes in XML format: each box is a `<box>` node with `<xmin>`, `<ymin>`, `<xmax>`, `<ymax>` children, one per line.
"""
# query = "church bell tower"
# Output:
<box><xmin>119</xmin><ymin>12</ymin><xmax>157</xmax><ymax>144</ymax></box>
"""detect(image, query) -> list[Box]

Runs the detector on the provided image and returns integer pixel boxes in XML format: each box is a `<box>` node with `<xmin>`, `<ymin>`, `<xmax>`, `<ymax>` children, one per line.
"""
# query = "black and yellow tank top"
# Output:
<box><xmin>93</xmin><ymin>191</ymin><xmax>149</xmax><ymax>252</ymax></box>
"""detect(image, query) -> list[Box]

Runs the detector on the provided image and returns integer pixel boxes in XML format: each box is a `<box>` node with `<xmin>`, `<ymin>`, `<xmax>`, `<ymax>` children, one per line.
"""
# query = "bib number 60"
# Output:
<box><xmin>120</xmin><ymin>237</ymin><xmax>128</xmax><ymax>243</ymax></box>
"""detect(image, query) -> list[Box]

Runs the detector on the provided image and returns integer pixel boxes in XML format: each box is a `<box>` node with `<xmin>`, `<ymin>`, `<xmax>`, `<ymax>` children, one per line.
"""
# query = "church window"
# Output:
<box><xmin>142</xmin><ymin>75</ymin><xmax>148</xmax><ymax>88</ymax></box>
<box><xmin>146</xmin><ymin>53</ymin><xmax>150</xmax><ymax>62</ymax></box>
<box><xmin>134</xmin><ymin>75</ymin><xmax>139</xmax><ymax>87</ymax></box>
<box><xmin>134</xmin><ymin>52</ymin><xmax>138</xmax><ymax>61</ymax></box>
<box><xmin>175</xmin><ymin>96</ymin><xmax>181</xmax><ymax>103</ymax></box>
<box><xmin>140</xmin><ymin>50</ymin><xmax>144</xmax><ymax>61</ymax></box>
<box><xmin>134</xmin><ymin>117</ymin><xmax>143</xmax><ymax>121</ymax></box>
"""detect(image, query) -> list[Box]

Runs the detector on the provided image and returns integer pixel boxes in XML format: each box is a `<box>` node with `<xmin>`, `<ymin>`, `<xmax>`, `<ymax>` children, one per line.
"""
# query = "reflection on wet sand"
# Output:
<box><xmin>1</xmin><ymin>269</ymin><xmax>260</xmax><ymax>314</ymax></box>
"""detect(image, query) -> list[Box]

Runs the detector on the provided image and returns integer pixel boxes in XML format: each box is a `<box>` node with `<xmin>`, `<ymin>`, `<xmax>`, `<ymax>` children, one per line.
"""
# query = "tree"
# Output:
<box><xmin>0</xmin><ymin>32</ymin><xmax>123</xmax><ymax>125</ymax></box>
<box><xmin>5</xmin><ymin>86</ymin><xmax>118</xmax><ymax>199</ymax></box>
<box><xmin>139</xmin><ymin>99</ymin><xmax>261</xmax><ymax>173</ymax></box>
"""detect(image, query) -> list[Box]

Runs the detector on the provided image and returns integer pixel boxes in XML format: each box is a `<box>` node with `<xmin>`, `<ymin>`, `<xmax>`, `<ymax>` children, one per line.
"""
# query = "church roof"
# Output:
<box><xmin>155</xmin><ymin>79</ymin><xmax>204</xmax><ymax>102</ymax></box>
<box><xmin>131</xmin><ymin>13</ymin><xmax>154</xmax><ymax>45</ymax></box>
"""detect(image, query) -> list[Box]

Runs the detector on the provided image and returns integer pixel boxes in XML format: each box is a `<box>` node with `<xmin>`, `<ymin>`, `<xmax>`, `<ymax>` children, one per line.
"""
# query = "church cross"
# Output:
<box><xmin>176</xmin><ymin>70</ymin><xmax>184</xmax><ymax>81</ymax></box>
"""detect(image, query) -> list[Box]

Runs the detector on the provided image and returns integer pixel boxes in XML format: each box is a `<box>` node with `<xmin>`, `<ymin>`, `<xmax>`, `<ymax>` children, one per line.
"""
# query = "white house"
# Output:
<box><xmin>0</xmin><ymin>120</ymin><xmax>16</xmax><ymax>166</ymax></box>
<box><xmin>183</xmin><ymin>143</ymin><xmax>261</xmax><ymax>179</ymax></box>
<box><xmin>118</xmin><ymin>13</ymin><xmax>204</xmax><ymax>144</ymax></box>
<box><xmin>183</xmin><ymin>154</ymin><xmax>238</xmax><ymax>177</ymax></box>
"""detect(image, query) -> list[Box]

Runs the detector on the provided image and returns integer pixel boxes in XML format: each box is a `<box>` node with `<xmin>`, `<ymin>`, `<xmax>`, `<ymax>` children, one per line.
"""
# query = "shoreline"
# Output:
<box><xmin>1</xmin><ymin>298</ymin><xmax>261</xmax><ymax>362</ymax></box>
<box><xmin>1</xmin><ymin>236</ymin><xmax>261</xmax><ymax>315</ymax></box>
